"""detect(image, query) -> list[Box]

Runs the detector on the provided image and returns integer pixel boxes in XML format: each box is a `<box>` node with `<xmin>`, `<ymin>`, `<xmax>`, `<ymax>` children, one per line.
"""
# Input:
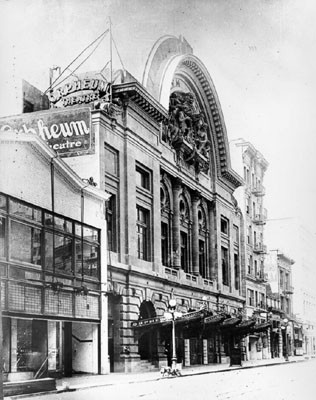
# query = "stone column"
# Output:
<box><xmin>203</xmin><ymin>339</ymin><xmax>208</xmax><ymax>364</ymax></box>
<box><xmin>267</xmin><ymin>328</ymin><xmax>271</xmax><ymax>359</ymax></box>
<box><xmin>172</xmin><ymin>179</ymin><xmax>182</xmax><ymax>268</ymax></box>
<box><xmin>192</xmin><ymin>192</ymin><xmax>200</xmax><ymax>276</ymax></box>
<box><xmin>240</xmin><ymin>336</ymin><xmax>247</xmax><ymax>361</ymax></box>
<box><xmin>278</xmin><ymin>328</ymin><xmax>283</xmax><ymax>358</ymax></box>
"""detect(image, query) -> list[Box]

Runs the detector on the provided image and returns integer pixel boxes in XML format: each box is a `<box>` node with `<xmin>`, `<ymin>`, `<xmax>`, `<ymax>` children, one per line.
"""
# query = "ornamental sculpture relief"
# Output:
<box><xmin>162</xmin><ymin>91</ymin><xmax>211</xmax><ymax>175</ymax></box>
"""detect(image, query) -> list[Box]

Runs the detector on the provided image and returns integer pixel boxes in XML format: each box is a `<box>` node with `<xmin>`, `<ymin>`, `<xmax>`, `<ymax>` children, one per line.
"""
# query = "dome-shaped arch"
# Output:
<box><xmin>179</xmin><ymin>186</ymin><xmax>192</xmax><ymax>222</ymax></box>
<box><xmin>160</xmin><ymin>173</ymin><xmax>173</xmax><ymax>212</ymax></box>
<box><xmin>143</xmin><ymin>35</ymin><xmax>242</xmax><ymax>189</ymax></box>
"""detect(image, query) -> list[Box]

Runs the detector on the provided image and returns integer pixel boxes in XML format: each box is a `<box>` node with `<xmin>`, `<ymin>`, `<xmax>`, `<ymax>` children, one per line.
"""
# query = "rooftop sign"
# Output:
<box><xmin>0</xmin><ymin>107</ymin><xmax>93</xmax><ymax>157</ymax></box>
<box><xmin>48</xmin><ymin>77</ymin><xmax>110</xmax><ymax>108</ymax></box>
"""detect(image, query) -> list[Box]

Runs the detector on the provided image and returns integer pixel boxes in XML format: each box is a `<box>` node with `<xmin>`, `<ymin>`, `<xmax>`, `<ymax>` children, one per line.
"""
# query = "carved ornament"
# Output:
<box><xmin>162</xmin><ymin>91</ymin><xmax>210</xmax><ymax>175</ymax></box>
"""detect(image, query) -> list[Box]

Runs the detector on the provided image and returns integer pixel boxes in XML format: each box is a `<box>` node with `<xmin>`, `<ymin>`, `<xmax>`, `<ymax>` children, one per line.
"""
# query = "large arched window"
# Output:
<box><xmin>197</xmin><ymin>203</ymin><xmax>208</xmax><ymax>278</ymax></box>
<box><xmin>160</xmin><ymin>176</ymin><xmax>172</xmax><ymax>267</ymax></box>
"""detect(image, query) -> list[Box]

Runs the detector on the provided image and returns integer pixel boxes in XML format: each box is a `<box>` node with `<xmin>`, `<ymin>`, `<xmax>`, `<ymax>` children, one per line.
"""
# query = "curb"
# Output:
<box><xmin>6</xmin><ymin>358</ymin><xmax>311</xmax><ymax>399</ymax></box>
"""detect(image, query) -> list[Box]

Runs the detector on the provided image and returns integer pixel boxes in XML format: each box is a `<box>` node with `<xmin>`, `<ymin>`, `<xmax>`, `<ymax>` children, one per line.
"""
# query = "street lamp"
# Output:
<box><xmin>164</xmin><ymin>298</ymin><xmax>182</xmax><ymax>372</ymax></box>
<box><xmin>282</xmin><ymin>318</ymin><xmax>289</xmax><ymax>361</ymax></box>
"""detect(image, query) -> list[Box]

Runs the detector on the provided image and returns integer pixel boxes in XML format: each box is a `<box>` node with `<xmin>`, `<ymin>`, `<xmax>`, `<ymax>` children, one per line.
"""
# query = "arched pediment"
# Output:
<box><xmin>143</xmin><ymin>35</ymin><xmax>242</xmax><ymax>189</ymax></box>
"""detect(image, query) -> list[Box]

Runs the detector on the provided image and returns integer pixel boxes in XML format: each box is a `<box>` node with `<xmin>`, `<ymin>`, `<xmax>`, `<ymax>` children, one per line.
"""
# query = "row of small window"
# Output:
<box><xmin>247</xmin><ymin>257</ymin><xmax>264</xmax><ymax>275</ymax></box>
<box><xmin>105</xmin><ymin>144</ymin><xmax>151</xmax><ymax>192</ymax></box>
<box><xmin>222</xmin><ymin>247</ymin><xmax>240</xmax><ymax>290</ymax></box>
<box><xmin>243</xmin><ymin>166</ymin><xmax>262</xmax><ymax>187</ymax></box>
<box><xmin>247</xmin><ymin>289</ymin><xmax>265</xmax><ymax>308</ymax></box>
<box><xmin>220</xmin><ymin>217</ymin><xmax>239</xmax><ymax>244</ymax></box>
<box><xmin>0</xmin><ymin>194</ymin><xmax>100</xmax><ymax>278</ymax></box>
<box><xmin>246</xmin><ymin>227</ymin><xmax>263</xmax><ymax>245</ymax></box>
<box><xmin>0</xmin><ymin>193</ymin><xmax>99</xmax><ymax>241</ymax></box>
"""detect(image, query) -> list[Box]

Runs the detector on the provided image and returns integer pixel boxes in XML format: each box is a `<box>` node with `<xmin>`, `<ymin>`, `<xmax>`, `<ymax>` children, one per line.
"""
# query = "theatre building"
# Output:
<box><xmin>60</xmin><ymin>35</ymin><xmax>257</xmax><ymax>372</ymax></box>
<box><xmin>0</xmin><ymin>126</ymin><xmax>110</xmax><ymax>384</ymax></box>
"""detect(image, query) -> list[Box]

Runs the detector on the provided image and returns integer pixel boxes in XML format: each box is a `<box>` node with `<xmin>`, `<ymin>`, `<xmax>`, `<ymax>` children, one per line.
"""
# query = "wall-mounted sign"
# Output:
<box><xmin>0</xmin><ymin>107</ymin><xmax>93</xmax><ymax>157</ymax></box>
<box><xmin>48</xmin><ymin>78</ymin><xmax>110</xmax><ymax>108</ymax></box>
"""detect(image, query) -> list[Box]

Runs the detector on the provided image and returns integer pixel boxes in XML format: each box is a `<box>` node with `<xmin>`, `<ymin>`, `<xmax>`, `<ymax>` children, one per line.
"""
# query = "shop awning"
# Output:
<box><xmin>219</xmin><ymin>317</ymin><xmax>242</xmax><ymax>330</ymax></box>
<box><xmin>250</xmin><ymin>321</ymin><xmax>272</xmax><ymax>333</ymax></box>
<box><xmin>233</xmin><ymin>318</ymin><xmax>256</xmax><ymax>334</ymax></box>
<box><xmin>204</xmin><ymin>313</ymin><xmax>226</xmax><ymax>326</ymax></box>
<box><xmin>176</xmin><ymin>309</ymin><xmax>209</xmax><ymax>325</ymax></box>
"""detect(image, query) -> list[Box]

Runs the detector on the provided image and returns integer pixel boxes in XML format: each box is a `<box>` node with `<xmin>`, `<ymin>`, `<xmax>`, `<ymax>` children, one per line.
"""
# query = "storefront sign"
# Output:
<box><xmin>0</xmin><ymin>107</ymin><xmax>93</xmax><ymax>157</ymax></box>
<box><xmin>48</xmin><ymin>78</ymin><xmax>110</xmax><ymax>108</ymax></box>
<box><xmin>131</xmin><ymin>317</ymin><xmax>166</xmax><ymax>328</ymax></box>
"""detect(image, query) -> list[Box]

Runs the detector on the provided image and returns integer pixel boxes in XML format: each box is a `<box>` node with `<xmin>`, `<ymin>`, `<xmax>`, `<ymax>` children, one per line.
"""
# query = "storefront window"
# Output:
<box><xmin>45</xmin><ymin>232</ymin><xmax>73</xmax><ymax>273</ymax></box>
<box><xmin>11</xmin><ymin>221</ymin><xmax>41</xmax><ymax>265</ymax></box>
<box><xmin>10</xmin><ymin>199</ymin><xmax>41</xmax><ymax>223</ymax></box>
<box><xmin>76</xmin><ymin>240</ymin><xmax>99</xmax><ymax>277</ymax></box>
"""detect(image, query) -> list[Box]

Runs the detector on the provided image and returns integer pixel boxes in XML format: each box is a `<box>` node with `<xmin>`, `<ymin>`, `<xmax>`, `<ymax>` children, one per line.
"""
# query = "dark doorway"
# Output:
<box><xmin>138</xmin><ymin>301</ymin><xmax>158</xmax><ymax>362</ymax></box>
<box><xmin>63</xmin><ymin>322</ymin><xmax>72</xmax><ymax>377</ymax></box>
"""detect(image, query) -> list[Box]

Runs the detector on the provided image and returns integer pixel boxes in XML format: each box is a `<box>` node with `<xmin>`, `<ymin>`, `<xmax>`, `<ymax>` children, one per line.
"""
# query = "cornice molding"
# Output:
<box><xmin>113</xmin><ymin>82</ymin><xmax>168</xmax><ymax>124</ymax></box>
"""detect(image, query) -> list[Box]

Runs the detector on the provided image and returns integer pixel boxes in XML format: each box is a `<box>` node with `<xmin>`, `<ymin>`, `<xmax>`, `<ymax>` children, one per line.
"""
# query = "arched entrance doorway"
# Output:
<box><xmin>138</xmin><ymin>301</ymin><xmax>158</xmax><ymax>363</ymax></box>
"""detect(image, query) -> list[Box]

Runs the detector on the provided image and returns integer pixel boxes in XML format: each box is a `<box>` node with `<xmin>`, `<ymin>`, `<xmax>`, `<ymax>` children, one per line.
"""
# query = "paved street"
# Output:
<box><xmin>11</xmin><ymin>359</ymin><xmax>316</xmax><ymax>400</ymax></box>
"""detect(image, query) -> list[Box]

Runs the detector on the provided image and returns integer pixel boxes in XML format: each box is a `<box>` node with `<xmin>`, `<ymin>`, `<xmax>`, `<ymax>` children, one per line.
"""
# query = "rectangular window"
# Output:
<box><xmin>221</xmin><ymin>246</ymin><xmax>229</xmax><ymax>286</ymax></box>
<box><xmin>280</xmin><ymin>270</ymin><xmax>284</xmax><ymax>288</ymax></box>
<box><xmin>199</xmin><ymin>240</ymin><xmax>206</xmax><ymax>277</ymax></box>
<box><xmin>45</xmin><ymin>232</ymin><xmax>73</xmax><ymax>273</ymax></box>
<box><xmin>137</xmin><ymin>206</ymin><xmax>150</xmax><ymax>260</ymax></box>
<box><xmin>248</xmin><ymin>289</ymin><xmax>254</xmax><ymax>306</ymax></box>
<box><xmin>246</xmin><ymin>197</ymin><xmax>250</xmax><ymax>214</ymax></box>
<box><xmin>104</xmin><ymin>144</ymin><xmax>118</xmax><ymax>176</ymax></box>
<box><xmin>161</xmin><ymin>222</ymin><xmax>169</xmax><ymax>266</ymax></box>
<box><xmin>106</xmin><ymin>195</ymin><xmax>117</xmax><ymax>252</ymax></box>
<box><xmin>180</xmin><ymin>231</ymin><xmax>188</xmax><ymax>272</ymax></box>
<box><xmin>9</xmin><ymin>199</ymin><xmax>41</xmax><ymax>223</ymax></box>
<box><xmin>260</xmin><ymin>293</ymin><xmax>265</xmax><ymax>309</ymax></box>
<box><xmin>136</xmin><ymin>166</ymin><xmax>150</xmax><ymax>191</ymax></box>
<box><xmin>234</xmin><ymin>253</ymin><xmax>239</xmax><ymax>290</ymax></box>
<box><xmin>11</xmin><ymin>221</ymin><xmax>41</xmax><ymax>265</ymax></box>
<box><xmin>233</xmin><ymin>225</ymin><xmax>239</xmax><ymax>244</ymax></box>
<box><xmin>75</xmin><ymin>240</ymin><xmax>99</xmax><ymax>278</ymax></box>
<box><xmin>220</xmin><ymin>217</ymin><xmax>229</xmax><ymax>235</ymax></box>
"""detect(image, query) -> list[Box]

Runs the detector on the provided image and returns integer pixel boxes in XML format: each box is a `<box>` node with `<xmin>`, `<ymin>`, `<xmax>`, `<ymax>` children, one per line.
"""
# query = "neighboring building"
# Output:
<box><xmin>230</xmin><ymin>140</ymin><xmax>270</xmax><ymax>361</ymax></box>
<box><xmin>0</xmin><ymin>129</ymin><xmax>110</xmax><ymax>385</ymax></box>
<box><xmin>265</xmin><ymin>218</ymin><xmax>316</xmax><ymax>357</ymax></box>
<box><xmin>265</xmin><ymin>250</ymin><xmax>303</xmax><ymax>358</ymax></box>
<box><xmin>0</xmin><ymin>79</ymin><xmax>49</xmax><ymax>118</ymax></box>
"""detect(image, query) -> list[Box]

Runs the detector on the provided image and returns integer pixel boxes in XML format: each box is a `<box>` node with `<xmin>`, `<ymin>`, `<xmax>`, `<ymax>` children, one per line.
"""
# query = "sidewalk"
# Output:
<box><xmin>55</xmin><ymin>355</ymin><xmax>311</xmax><ymax>393</ymax></box>
<box><xmin>7</xmin><ymin>355</ymin><xmax>312</xmax><ymax>398</ymax></box>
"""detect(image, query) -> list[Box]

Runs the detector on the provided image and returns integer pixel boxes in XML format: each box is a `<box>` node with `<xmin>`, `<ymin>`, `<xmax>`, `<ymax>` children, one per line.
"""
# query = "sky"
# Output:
<box><xmin>1</xmin><ymin>0</ymin><xmax>316</xmax><ymax>236</ymax></box>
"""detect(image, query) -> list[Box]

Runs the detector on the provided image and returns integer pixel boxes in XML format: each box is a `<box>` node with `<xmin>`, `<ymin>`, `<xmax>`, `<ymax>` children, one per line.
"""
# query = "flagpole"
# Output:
<box><xmin>109</xmin><ymin>16</ymin><xmax>113</xmax><ymax>103</ymax></box>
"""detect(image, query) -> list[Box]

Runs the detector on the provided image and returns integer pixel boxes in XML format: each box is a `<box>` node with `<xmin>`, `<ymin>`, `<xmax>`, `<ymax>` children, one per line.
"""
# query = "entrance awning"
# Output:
<box><xmin>176</xmin><ymin>309</ymin><xmax>210</xmax><ymax>325</ymax></box>
<box><xmin>131</xmin><ymin>316</ymin><xmax>169</xmax><ymax>329</ymax></box>
<box><xmin>250</xmin><ymin>321</ymin><xmax>272</xmax><ymax>333</ymax></box>
<box><xmin>219</xmin><ymin>317</ymin><xmax>242</xmax><ymax>330</ymax></box>
<box><xmin>204</xmin><ymin>313</ymin><xmax>226</xmax><ymax>326</ymax></box>
<box><xmin>233</xmin><ymin>318</ymin><xmax>256</xmax><ymax>334</ymax></box>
